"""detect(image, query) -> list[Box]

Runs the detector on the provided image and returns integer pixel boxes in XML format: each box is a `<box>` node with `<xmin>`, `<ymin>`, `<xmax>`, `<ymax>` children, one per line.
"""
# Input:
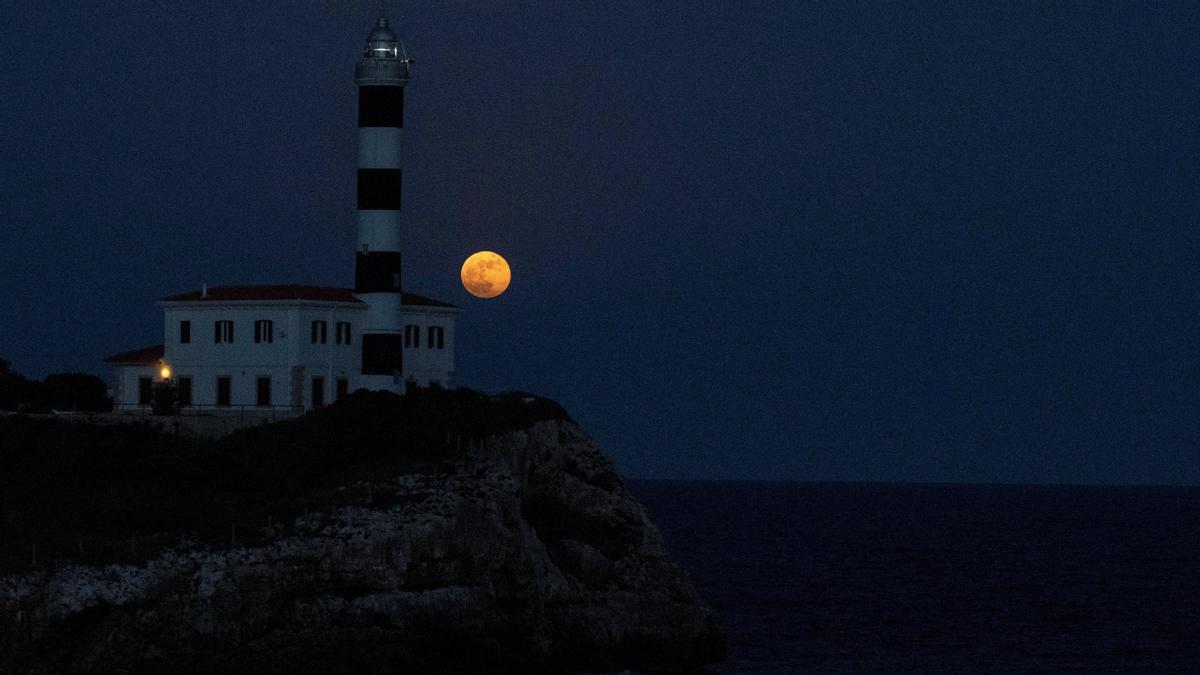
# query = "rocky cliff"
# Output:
<box><xmin>0</xmin><ymin>392</ymin><xmax>724</xmax><ymax>672</ymax></box>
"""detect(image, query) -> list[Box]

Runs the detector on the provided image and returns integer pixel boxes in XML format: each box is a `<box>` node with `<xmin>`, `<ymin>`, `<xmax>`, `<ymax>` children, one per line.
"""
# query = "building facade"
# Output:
<box><xmin>104</xmin><ymin>17</ymin><xmax>459</xmax><ymax>412</ymax></box>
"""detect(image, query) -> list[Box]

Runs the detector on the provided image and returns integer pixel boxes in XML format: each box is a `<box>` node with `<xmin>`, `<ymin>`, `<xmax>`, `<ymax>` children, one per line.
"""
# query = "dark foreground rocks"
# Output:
<box><xmin>0</xmin><ymin>392</ymin><xmax>724</xmax><ymax>673</ymax></box>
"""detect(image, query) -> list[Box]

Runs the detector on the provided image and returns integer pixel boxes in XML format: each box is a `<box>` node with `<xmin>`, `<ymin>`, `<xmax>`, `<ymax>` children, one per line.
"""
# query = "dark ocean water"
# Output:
<box><xmin>628</xmin><ymin>481</ymin><xmax>1200</xmax><ymax>673</ymax></box>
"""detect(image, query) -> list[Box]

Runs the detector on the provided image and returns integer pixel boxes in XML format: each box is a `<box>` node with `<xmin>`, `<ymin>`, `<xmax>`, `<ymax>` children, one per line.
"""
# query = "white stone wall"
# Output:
<box><xmin>401</xmin><ymin>305</ymin><xmax>458</xmax><ymax>387</ymax></box>
<box><xmin>158</xmin><ymin>300</ymin><xmax>365</xmax><ymax>410</ymax></box>
<box><xmin>112</xmin><ymin>365</ymin><xmax>160</xmax><ymax>409</ymax></box>
<box><xmin>111</xmin><ymin>299</ymin><xmax>459</xmax><ymax>409</ymax></box>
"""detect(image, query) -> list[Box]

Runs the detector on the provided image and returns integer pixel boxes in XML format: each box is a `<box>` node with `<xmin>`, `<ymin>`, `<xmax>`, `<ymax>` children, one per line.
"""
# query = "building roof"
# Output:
<box><xmin>159</xmin><ymin>285</ymin><xmax>458</xmax><ymax>309</ymax></box>
<box><xmin>401</xmin><ymin>291</ymin><xmax>459</xmax><ymax>309</ymax></box>
<box><xmin>367</xmin><ymin>16</ymin><xmax>398</xmax><ymax>46</ymax></box>
<box><xmin>103</xmin><ymin>344</ymin><xmax>164</xmax><ymax>365</ymax></box>
<box><xmin>161</xmin><ymin>285</ymin><xmax>365</xmax><ymax>304</ymax></box>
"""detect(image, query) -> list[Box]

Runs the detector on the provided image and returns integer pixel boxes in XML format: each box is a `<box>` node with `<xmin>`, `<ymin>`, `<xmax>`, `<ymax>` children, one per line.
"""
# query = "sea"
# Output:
<box><xmin>628</xmin><ymin>481</ymin><xmax>1200</xmax><ymax>673</ymax></box>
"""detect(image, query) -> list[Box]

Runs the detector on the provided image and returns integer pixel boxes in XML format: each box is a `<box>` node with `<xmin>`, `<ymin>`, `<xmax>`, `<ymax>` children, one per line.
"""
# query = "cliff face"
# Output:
<box><xmin>0</xmin><ymin>416</ymin><xmax>724</xmax><ymax>673</ymax></box>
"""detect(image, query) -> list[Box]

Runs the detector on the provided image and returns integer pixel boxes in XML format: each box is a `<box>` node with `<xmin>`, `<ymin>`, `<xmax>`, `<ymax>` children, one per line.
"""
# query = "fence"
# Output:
<box><xmin>113</xmin><ymin>403</ymin><xmax>306</xmax><ymax>422</ymax></box>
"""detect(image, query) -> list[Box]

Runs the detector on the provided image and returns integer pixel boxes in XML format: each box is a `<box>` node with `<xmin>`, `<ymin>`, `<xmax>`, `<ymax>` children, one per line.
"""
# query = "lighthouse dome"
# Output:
<box><xmin>365</xmin><ymin>17</ymin><xmax>399</xmax><ymax>58</ymax></box>
<box><xmin>368</xmin><ymin>19</ymin><xmax>397</xmax><ymax>43</ymax></box>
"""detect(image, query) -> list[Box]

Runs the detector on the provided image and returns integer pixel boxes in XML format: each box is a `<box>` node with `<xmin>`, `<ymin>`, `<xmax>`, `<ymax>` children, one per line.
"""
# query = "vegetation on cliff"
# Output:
<box><xmin>0</xmin><ymin>389</ymin><xmax>724</xmax><ymax>673</ymax></box>
<box><xmin>0</xmin><ymin>388</ymin><xmax>568</xmax><ymax>573</ymax></box>
<box><xmin>0</xmin><ymin>358</ymin><xmax>110</xmax><ymax>413</ymax></box>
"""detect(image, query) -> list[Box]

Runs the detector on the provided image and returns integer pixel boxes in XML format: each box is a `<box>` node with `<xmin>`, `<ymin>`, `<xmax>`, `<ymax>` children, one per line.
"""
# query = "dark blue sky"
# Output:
<box><xmin>1</xmin><ymin>2</ymin><xmax>1198</xmax><ymax>484</ymax></box>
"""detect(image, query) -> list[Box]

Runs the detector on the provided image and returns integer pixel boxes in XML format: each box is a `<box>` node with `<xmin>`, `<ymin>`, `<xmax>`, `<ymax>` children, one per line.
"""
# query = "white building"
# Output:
<box><xmin>105</xmin><ymin>17</ymin><xmax>459</xmax><ymax>413</ymax></box>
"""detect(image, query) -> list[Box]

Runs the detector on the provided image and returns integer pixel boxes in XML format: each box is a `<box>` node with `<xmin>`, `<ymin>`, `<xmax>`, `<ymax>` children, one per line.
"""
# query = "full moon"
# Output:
<box><xmin>460</xmin><ymin>251</ymin><xmax>512</xmax><ymax>299</ymax></box>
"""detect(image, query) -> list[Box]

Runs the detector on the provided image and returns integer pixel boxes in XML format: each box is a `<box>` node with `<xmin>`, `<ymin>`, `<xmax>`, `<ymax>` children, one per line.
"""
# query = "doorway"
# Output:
<box><xmin>312</xmin><ymin>377</ymin><xmax>325</xmax><ymax>408</ymax></box>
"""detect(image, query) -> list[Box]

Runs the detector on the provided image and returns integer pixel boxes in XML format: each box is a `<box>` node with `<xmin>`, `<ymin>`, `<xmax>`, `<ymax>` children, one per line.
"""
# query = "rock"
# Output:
<box><xmin>0</xmin><ymin>418</ymin><xmax>725</xmax><ymax>673</ymax></box>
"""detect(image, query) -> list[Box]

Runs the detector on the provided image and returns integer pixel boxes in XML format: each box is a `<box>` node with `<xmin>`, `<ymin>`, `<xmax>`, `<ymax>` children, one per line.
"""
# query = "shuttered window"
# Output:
<box><xmin>254</xmin><ymin>320</ymin><xmax>274</xmax><ymax>344</ymax></box>
<box><xmin>427</xmin><ymin>326</ymin><xmax>444</xmax><ymax>349</ymax></box>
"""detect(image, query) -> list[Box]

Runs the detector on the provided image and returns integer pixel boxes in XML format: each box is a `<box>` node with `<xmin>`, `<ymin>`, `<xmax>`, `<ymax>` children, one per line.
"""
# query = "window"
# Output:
<box><xmin>312</xmin><ymin>377</ymin><xmax>325</xmax><ymax>408</ymax></box>
<box><xmin>311</xmin><ymin>320</ymin><xmax>328</xmax><ymax>344</ymax></box>
<box><xmin>404</xmin><ymin>324</ymin><xmax>420</xmax><ymax>348</ymax></box>
<box><xmin>427</xmin><ymin>326</ymin><xmax>445</xmax><ymax>349</ymax></box>
<box><xmin>138</xmin><ymin>377</ymin><xmax>153</xmax><ymax>405</ymax></box>
<box><xmin>216</xmin><ymin>377</ymin><xmax>232</xmax><ymax>407</ymax></box>
<box><xmin>256</xmin><ymin>377</ymin><xmax>272</xmax><ymax>407</ymax></box>
<box><xmin>180</xmin><ymin>320</ymin><xmax>191</xmax><ymax>344</ymax></box>
<box><xmin>336</xmin><ymin>321</ymin><xmax>352</xmax><ymax>345</ymax></box>
<box><xmin>214</xmin><ymin>320</ymin><xmax>234</xmax><ymax>343</ymax></box>
<box><xmin>177</xmin><ymin>377</ymin><xmax>193</xmax><ymax>407</ymax></box>
<box><xmin>336</xmin><ymin>378</ymin><xmax>349</xmax><ymax>401</ymax></box>
<box><xmin>254</xmin><ymin>319</ymin><xmax>274</xmax><ymax>344</ymax></box>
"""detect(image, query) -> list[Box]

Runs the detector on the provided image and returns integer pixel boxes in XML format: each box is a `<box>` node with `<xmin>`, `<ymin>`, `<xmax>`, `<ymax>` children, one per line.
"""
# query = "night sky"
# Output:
<box><xmin>1</xmin><ymin>2</ymin><xmax>1198</xmax><ymax>484</ymax></box>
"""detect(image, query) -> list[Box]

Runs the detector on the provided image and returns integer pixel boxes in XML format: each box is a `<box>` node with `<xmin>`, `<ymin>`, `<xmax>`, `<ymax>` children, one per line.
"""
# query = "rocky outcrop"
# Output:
<box><xmin>0</xmin><ymin>419</ymin><xmax>724</xmax><ymax>673</ymax></box>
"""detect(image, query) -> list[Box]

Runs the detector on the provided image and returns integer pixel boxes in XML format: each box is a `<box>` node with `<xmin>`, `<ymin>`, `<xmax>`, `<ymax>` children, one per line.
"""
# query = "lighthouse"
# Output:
<box><xmin>354</xmin><ymin>16</ymin><xmax>410</xmax><ymax>392</ymax></box>
<box><xmin>104</xmin><ymin>15</ymin><xmax>459</xmax><ymax>414</ymax></box>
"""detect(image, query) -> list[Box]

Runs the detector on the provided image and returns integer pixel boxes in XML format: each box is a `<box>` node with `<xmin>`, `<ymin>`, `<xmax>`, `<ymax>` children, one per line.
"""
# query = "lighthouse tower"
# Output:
<box><xmin>354</xmin><ymin>17</ymin><xmax>410</xmax><ymax>392</ymax></box>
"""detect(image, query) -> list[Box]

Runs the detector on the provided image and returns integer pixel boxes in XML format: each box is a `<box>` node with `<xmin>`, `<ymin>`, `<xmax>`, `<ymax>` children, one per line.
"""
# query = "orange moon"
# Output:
<box><xmin>460</xmin><ymin>251</ymin><xmax>512</xmax><ymax>298</ymax></box>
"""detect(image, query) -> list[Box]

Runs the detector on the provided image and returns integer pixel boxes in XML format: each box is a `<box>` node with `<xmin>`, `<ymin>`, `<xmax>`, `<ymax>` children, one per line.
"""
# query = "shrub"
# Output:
<box><xmin>0</xmin><ymin>387</ymin><xmax>573</xmax><ymax>572</ymax></box>
<box><xmin>43</xmin><ymin>373</ymin><xmax>112</xmax><ymax>413</ymax></box>
<box><xmin>152</xmin><ymin>380</ymin><xmax>179</xmax><ymax>416</ymax></box>
<box><xmin>0</xmin><ymin>361</ymin><xmax>112</xmax><ymax>413</ymax></box>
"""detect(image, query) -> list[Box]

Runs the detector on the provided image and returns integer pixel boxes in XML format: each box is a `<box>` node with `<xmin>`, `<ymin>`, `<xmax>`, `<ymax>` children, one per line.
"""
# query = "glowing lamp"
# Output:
<box><xmin>160</xmin><ymin>365</ymin><xmax>172</xmax><ymax>380</ymax></box>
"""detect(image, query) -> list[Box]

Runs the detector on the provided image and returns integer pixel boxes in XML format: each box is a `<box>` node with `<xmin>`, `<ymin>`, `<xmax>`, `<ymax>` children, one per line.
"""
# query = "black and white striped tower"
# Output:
<box><xmin>354</xmin><ymin>16</ymin><xmax>410</xmax><ymax>392</ymax></box>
